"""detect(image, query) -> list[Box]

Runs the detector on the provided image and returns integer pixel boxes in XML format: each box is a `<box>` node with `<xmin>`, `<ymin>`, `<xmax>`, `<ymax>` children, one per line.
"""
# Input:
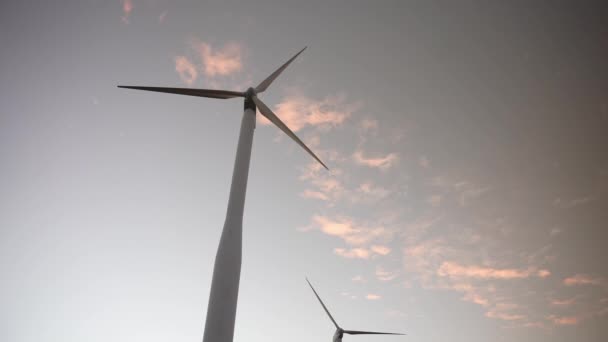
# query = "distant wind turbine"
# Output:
<box><xmin>306</xmin><ymin>278</ymin><xmax>405</xmax><ymax>342</ymax></box>
<box><xmin>118</xmin><ymin>47</ymin><xmax>327</xmax><ymax>342</ymax></box>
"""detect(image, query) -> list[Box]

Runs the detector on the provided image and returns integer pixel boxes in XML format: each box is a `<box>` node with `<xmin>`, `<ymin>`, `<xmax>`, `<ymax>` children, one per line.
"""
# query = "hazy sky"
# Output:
<box><xmin>1</xmin><ymin>1</ymin><xmax>607</xmax><ymax>342</ymax></box>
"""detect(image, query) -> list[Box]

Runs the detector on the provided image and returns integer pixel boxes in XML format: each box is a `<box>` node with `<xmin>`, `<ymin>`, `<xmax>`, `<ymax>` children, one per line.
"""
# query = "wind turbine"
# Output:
<box><xmin>118</xmin><ymin>47</ymin><xmax>327</xmax><ymax>342</ymax></box>
<box><xmin>306</xmin><ymin>278</ymin><xmax>405</xmax><ymax>342</ymax></box>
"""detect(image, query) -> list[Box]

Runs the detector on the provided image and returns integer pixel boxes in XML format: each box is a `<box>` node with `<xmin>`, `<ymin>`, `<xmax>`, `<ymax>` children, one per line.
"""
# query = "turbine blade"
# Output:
<box><xmin>344</xmin><ymin>330</ymin><xmax>405</xmax><ymax>336</ymax></box>
<box><xmin>118</xmin><ymin>86</ymin><xmax>244</xmax><ymax>99</ymax></box>
<box><xmin>252</xmin><ymin>96</ymin><xmax>328</xmax><ymax>170</ymax></box>
<box><xmin>306</xmin><ymin>278</ymin><xmax>340</xmax><ymax>329</ymax></box>
<box><xmin>255</xmin><ymin>47</ymin><xmax>307</xmax><ymax>93</ymax></box>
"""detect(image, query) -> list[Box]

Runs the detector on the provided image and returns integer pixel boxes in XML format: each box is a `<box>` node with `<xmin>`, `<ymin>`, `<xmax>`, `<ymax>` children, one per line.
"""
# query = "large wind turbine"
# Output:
<box><xmin>306</xmin><ymin>278</ymin><xmax>405</xmax><ymax>342</ymax></box>
<box><xmin>118</xmin><ymin>47</ymin><xmax>327</xmax><ymax>342</ymax></box>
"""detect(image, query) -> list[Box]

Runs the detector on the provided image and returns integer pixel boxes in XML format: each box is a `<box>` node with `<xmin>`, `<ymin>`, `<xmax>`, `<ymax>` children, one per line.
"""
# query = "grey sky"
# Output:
<box><xmin>1</xmin><ymin>1</ymin><xmax>607</xmax><ymax>342</ymax></box>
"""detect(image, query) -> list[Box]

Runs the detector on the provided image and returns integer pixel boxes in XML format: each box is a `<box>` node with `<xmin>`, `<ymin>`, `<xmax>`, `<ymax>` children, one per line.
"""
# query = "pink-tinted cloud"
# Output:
<box><xmin>548</xmin><ymin>315</ymin><xmax>579</xmax><ymax>326</ymax></box>
<box><xmin>356</xmin><ymin>182</ymin><xmax>391</xmax><ymax>201</ymax></box>
<box><xmin>419</xmin><ymin>156</ymin><xmax>430</xmax><ymax>168</ymax></box>
<box><xmin>260</xmin><ymin>93</ymin><xmax>357</xmax><ymax>132</ymax></box>
<box><xmin>352</xmin><ymin>275</ymin><xmax>366</xmax><ymax>283</ymax></box>
<box><xmin>553</xmin><ymin>196</ymin><xmax>593</xmax><ymax>209</ymax></box>
<box><xmin>370</xmin><ymin>245</ymin><xmax>391</xmax><ymax>256</ymax></box>
<box><xmin>464</xmin><ymin>292</ymin><xmax>489</xmax><ymax>306</ymax></box>
<box><xmin>297</xmin><ymin>161</ymin><xmax>346</xmax><ymax>204</ymax></box>
<box><xmin>360</xmin><ymin>118</ymin><xmax>378</xmax><ymax>132</ymax></box>
<box><xmin>537</xmin><ymin>269</ymin><xmax>551</xmax><ymax>278</ymax></box>
<box><xmin>307</xmin><ymin>215</ymin><xmax>391</xmax><ymax>247</ymax></box>
<box><xmin>485</xmin><ymin>310</ymin><xmax>525</xmax><ymax>321</ymax></box>
<box><xmin>300</xmin><ymin>189</ymin><xmax>329</xmax><ymax>201</ymax></box>
<box><xmin>427</xmin><ymin>194</ymin><xmax>442</xmax><ymax>207</ymax></box>
<box><xmin>334</xmin><ymin>247</ymin><xmax>370</xmax><ymax>259</ymax></box>
<box><xmin>437</xmin><ymin>262</ymin><xmax>547</xmax><ymax>280</ymax></box>
<box><xmin>159</xmin><ymin>11</ymin><xmax>167</xmax><ymax>24</ymax></box>
<box><xmin>366</xmin><ymin>294</ymin><xmax>381</xmax><ymax>300</ymax></box>
<box><xmin>191</xmin><ymin>41</ymin><xmax>243</xmax><ymax>77</ymax></box>
<box><xmin>174</xmin><ymin>56</ymin><xmax>198</xmax><ymax>85</ymax></box>
<box><xmin>312</xmin><ymin>215</ymin><xmax>357</xmax><ymax>238</ymax></box>
<box><xmin>563</xmin><ymin>274</ymin><xmax>606</xmax><ymax>287</ymax></box>
<box><xmin>352</xmin><ymin>150</ymin><xmax>398</xmax><ymax>170</ymax></box>
<box><xmin>376</xmin><ymin>266</ymin><xmax>398</xmax><ymax>281</ymax></box>
<box><xmin>121</xmin><ymin>0</ymin><xmax>133</xmax><ymax>24</ymax></box>
<box><xmin>550</xmin><ymin>298</ymin><xmax>576</xmax><ymax>306</ymax></box>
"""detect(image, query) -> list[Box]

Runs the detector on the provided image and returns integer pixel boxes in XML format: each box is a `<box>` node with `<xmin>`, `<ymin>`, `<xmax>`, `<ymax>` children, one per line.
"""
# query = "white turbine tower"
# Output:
<box><xmin>306</xmin><ymin>278</ymin><xmax>405</xmax><ymax>342</ymax></box>
<box><xmin>118</xmin><ymin>47</ymin><xmax>327</xmax><ymax>342</ymax></box>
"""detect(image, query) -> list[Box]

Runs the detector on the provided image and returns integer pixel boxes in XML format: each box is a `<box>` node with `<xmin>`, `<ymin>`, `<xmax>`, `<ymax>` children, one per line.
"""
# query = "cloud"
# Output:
<box><xmin>553</xmin><ymin>196</ymin><xmax>593</xmax><ymax>209</ymax></box>
<box><xmin>121</xmin><ymin>0</ymin><xmax>133</xmax><ymax>24</ymax></box>
<box><xmin>356</xmin><ymin>182</ymin><xmax>391</xmax><ymax>201</ymax></box>
<box><xmin>437</xmin><ymin>262</ymin><xmax>548</xmax><ymax>280</ymax></box>
<box><xmin>548</xmin><ymin>315</ymin><xmax>579</xmax><ymax>326</ymax></box>
<box><xmin>174</xmin><ymin>56</ymin><xmax>198</xmax><ymax>85</ymax></box>
<box><xmin>563</xmin><ymin>274</ymin><xmax>606</xmax><ymax>287</ymax></box>
<box><xmin>260</xmin><ymin>93</ymin><xmax>358</xmax><ymax>132</ymax></box>
<box><xmin>366</xmin><ymin>294</ymin><xmax>381</xmax><ymax>300</ymax></box>
<box><xmin>370</xmin><ymin>245</ymin><xmax>391</xmax><ymax>256</ymax></box>
<box><xmin>300</xmin><ymin>189</ymin><xmax>329</xmax><ymax>201</ymax></box>
<box><xmin>352</xmin><ymin>150</ymin><xmax>398</xmax><ymax>170</ymax></box>
<box><xmin>334</xmin><ymin>247</ymin><xmax>370</xmax><ymax>259</ymax></box>
<box><xmin>427</xmin><ymin>194</ymin><xmax>442</xmax><ymax>207</ymax></box>
<box><xmin>352</xmin><ymin>275</ymin><xmax>366</xmax><ymax>283</ymax></box>
<box><xmin>458</xmin><ymin>185</ymin><xmax>491</xmax><ymax>207</ymax></box>
<box><xmin>485</xmin><ymin>310</ymin><xmax>525</xmax><ymax>321</ymax></box>
<box><xmin>376</xmin><ymin>266</ymin><xmax>399</xmax><ymax>281</ymax></box>
<box><xmin>359</xmin><ymin>118</ymin><xmax>378</xmax><ymax>133</ymax></box>
<box><xmin>308</xmin><ymin>215</ymin><xmax>391</xmax><ymax>247</ymax></box>
<box><xmin>191</xmin><ymin>41</ymin><xmax>243</xmax><ymax>77</ymax></box>
<box><xmin>549</xmin><ymin>227</ymin><xmax>562</xmax><ymax>237</ymax></box>
<box><xmin>419</xmin><ymin>156</ymin><xmax>430</xmax><ymax>168</ymax></box>
<box><xmin>537</xmin><ymin>269</ymin><xmax>551</xmax><ymax>278</ymax></box>
<box><xmin>159</xmin><ymin>11</ymin><xmax>167</xmax><ymax>24</ymax></box>
<box><xmin>550</xmin><ymin>298</ymin><xmax>576</xmax><ymax>306</ymax></box>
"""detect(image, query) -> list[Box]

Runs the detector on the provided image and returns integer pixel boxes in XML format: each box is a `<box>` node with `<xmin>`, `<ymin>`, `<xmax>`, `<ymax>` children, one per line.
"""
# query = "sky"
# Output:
<box><xmin>1</xmin><ymin>1</ymin><xmax>607</xmax><ymax>342</ymax></box>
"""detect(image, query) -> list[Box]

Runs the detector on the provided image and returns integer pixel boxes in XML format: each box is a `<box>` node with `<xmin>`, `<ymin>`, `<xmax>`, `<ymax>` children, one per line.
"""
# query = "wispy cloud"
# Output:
<box><xmin>352</xmin><ymin>150</ymin><xmax>398</xmax><ymax>170</ymax></box>
<box><xmin>306</xmin><ymin>215</ymin><xmax>391</xmax><ymax>247</ymax></box>
<box><xmin>553</xmin><ymin>196</ymin><xmax>593</xmax><ymax>209</ymax></box>
<box><xmin>548</xmin><ymin>315</ymin><xmax>579</xmax><ymax>326</ymax></box>
<box><xmin>352</xmin><ymin>275</ymin><xmax>366</xmax><ymax>283</ymax></box>
<box><xmin>174</xmin><ymin>56</ymin><xmax>198</xmax><ymax>85</ymax></box>
<box><xmin>550</xmin><ymin>298</ymin><xmax>576</xmax><ymax>307</ymax></box>
<box><xmin>191</xmin><ymin>41</ymin><xmax>243</xmax><ymax>77</ymax></box>
<box><xmin>370</xmin><ymin>245</ymin><xmax>391</xmax><ymax>256</ymax></box>
<box><xmin>300</xmin><ymin>189</ymin><xmax>330</xmax><ymax>201</ymax></box>
<box><xmin>376</xmin><ymin>266</ymin><xmax>399</xmax><ymax>281</ymax></box>
<box><xmin>563</xmin><ymin>274</ymin><xmax>606</xmax><ymax>287</ymax></box>
<box><xmin>259</xmin><ymin>93</ymin><xmax>358</xmax><ymax>132</ymax></box>
<box><xmin>159</xmin><ymin>11</ymin><xmax>167</xmax><ymax>24</ymax></box>
<box><xmin>366</xmin><ymin>294</ymin><xmax>381</xmax><ymax>300</ymax></box>
<box><xmin>121</xmin><ymin>0</ymin><xmax>134</xmax><ymax>24</ymax></box>
<box><xmin>334</xmin><ymin>247</ymin><xmax>371</xmax><ymax>259</ymax></box>
<box><xmin>485</xmin><ymin>310</ymin><xmax>525</xmax><ymax>321</ymax></box>
<box><xmin>437</xmin><ymin>262</ymin><xmax>550</xmax><ymax>280</ymax></box>
<box><xmin>173</xmin><ymin>39</ymin><xmax>247</xmax><ymax>88</ymax></box>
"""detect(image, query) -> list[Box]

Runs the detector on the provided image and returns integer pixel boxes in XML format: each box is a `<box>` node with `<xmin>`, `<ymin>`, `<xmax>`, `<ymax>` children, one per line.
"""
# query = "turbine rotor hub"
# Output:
<box><xmin>245</xmin><ymin>87</ymin><xmax>256</xmax><ymax>99</ymax></box>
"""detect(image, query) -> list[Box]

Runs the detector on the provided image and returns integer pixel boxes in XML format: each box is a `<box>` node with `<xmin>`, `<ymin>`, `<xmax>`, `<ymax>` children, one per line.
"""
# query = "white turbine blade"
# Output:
<box><xmin>254</xmin><ymin>47</ymin><xmax>307</xmax><ymax>93</ymax></box>
<box><xmin>118</xmin><ymin>86</ymin><xmax>244</xmax><ymax>99</ymax></box>
<box><xmin>306</xmin><ymin>278</ymin><xmax>340</xmax><ymax>329</ymax></box>
<box><xmin>344</xmin><ymin>330</ymin><xmax>405</xmax><ymax>336</ymax></box>
<box><xmin>252</xmin><ymin>96</ymin><xmax>328</xmax><ymax>170</ymax></box>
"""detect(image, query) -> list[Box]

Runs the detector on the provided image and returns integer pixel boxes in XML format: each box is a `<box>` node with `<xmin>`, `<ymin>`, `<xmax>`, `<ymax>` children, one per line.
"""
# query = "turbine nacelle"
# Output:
<box><xmin>334</xmin><ymin>328</ymin><xmax>345</xmax><ymax>342</ymax></box>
